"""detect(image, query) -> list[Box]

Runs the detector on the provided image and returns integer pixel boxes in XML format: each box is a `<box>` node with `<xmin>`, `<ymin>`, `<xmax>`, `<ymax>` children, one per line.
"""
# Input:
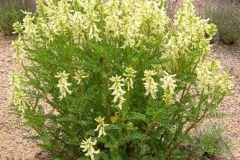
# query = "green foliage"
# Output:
<box><xmin>10</xmin><ymin>0</ymin><xmax>233</xmax><ymax>159</ymax></box>
<box><xmin>206</xmin><ymin>1</ymin><xmax>240</xmax><ymax>44</ymax></box>
<box><xmin>191</xmin><ymin>124</ymin><xmax>232</xmax><ymax>159</ymax></box>
<box><xmin>0</xmin><ymin>0</ymin><xmax>34</xmax><ymax>35</ymax></box>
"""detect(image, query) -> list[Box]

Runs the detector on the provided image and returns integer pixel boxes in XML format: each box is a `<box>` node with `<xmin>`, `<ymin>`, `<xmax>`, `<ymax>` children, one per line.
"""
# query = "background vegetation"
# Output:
<box><xmin>0</xmin><ymin>0</ymin><xmax>35</xmax><ymax>35</ymax></box>
<box><xmin>195</xmin><ymin>0</ymin><xmax>240</xmax><ymax>44</ymax></box>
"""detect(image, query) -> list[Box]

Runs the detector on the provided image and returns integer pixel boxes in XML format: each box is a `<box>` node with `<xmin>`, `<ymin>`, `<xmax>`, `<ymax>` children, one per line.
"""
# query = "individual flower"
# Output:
<box><xmin>55</xmin><ymin>71</ymin><xmax>72</xmax><ymax>100</ymax></box>
<box><xmin>123</xmin><ymin>67</ymin><xmax>137</xmax><ymax>91</ymax></box>
<box><xmin>160</xmin><ymin>71</ymin><xmax>177</xmax><ymax>105</ymax></box>
<box><xmin>109</xmin><ymin>75</ymin><xmax>126</xmax><ymax>110</ymax></box>
<box><xmin>94</xmin><ymin>116</ymin><xmax>109</xmax><ymax>137</ymax></box>
<box><xmin>74</xmin><ymin>69</ymin><xmax>88</xmax><ymax>84</ymax></box>
<box><xmin>142</xmin><ymin>70</ymin><xmax>158</xmax><ymax>99</ymax></box>
<box><xmin>80</xmin><ymin>137</ymin><xmax>100</xmax><ymax>160</ymax></box>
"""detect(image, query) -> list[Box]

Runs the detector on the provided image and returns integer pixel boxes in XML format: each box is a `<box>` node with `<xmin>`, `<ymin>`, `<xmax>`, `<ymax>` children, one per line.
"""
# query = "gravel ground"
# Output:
<box><xmin>0</xmin><ymin>3</ymin><xmax>240</xmax><ymax>158</ymax></box>
<box><xmin>0</xmin><ymin>34</ymin><xmax>49</xmax><ymax>160</ymax></box>
<box><xmin>211</xmin><ymin>40</ymin><xmax>240</xmax><ymax>160</ymax></box>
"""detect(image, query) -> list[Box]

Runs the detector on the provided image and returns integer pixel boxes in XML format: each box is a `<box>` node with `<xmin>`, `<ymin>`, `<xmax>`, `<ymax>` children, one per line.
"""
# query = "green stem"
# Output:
<box><xmin>166</xmin><ymin>94</ymin><xmax>224</xmax><ymax>159</ymax></box>
<box><xmin>145</xmin><ymin>122</ymin><xmax>156</xmax><ymax>135</ymax></box>
<box><xmin>179</xmin><ymin>83</ymin><xmax>191</xmax><ymax>102</ymax></box>
<box><xmin>164</xmin><ymin>84</ymin><xmax>190</xmax><ymax>149</ymax></box>
<box><xmin>184</xmin><ymin>94</ymin><xmax>225</xmax><ymax>135</ymax></box>
<box><xmin>22</xmin><ymin>65</ymin><xmax>57</xmax><ymax>109</ymax></box>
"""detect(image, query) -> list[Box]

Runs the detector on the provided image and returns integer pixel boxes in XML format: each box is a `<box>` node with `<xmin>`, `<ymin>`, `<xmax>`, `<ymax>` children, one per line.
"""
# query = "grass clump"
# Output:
<box><xmin>184</xmin><ymin>124</ymin><xmax>233</xmax><ymax>160</ymax></box>
<box><xmin>0</xmin><ymin>0</ymin><xmax>35</xmax><ymax>35</ymax></box>
<box><xmin>192</xmin><ymin>124</ymin><xmax>232</xmax><ymax>159</ymax></box>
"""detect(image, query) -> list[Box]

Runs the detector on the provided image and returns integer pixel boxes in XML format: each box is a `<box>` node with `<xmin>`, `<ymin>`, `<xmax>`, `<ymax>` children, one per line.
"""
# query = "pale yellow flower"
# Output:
<box><xmin>80</xmin><ymin>0</ymin><xmax>101</xmax><ymax>41</ymax></box>
<box><xmin>74</xmin><ymin>69</ymin><xmax>88</xmax><ymax>85</ymax></box>
<box><xmin>217</xmin><ymin>74</ymin><xmax>234</xmax><ymax>95</ymax></box>
<box><xmin>142</xmin><ymin>70</ymin><xmax>158</xmax><ymax>99</ymax></box>
<box><xmin>9</xmin><ymin>71</ymin><xmax>24</xmax><ymax>90</ymax></box>
<box><xmin>103</xmin><ymin>0</ymin><xmax>122</xmax><ymax>39</ymax></box>
<box><xmin>80</xmin><ymin>137</ymin><xmax>100</xmax><ymax>160</ymax></box>
<box><xmin>196</xmin><ymin>60</ymin><xmax>234</xmax><ymax>95</ymax></box>
<box><xmin>12</xmin><ymin>21</ymin><xmax>23</xmax><ymax>34</ymax></box>
<box><xmin>94</xmin><ymin>116</ymin><xmax>109</xmax><ymax>137</ymax></box>
<box><xmin>22</xmin><ymin>14</ymin><xmax>36</xmax><ymax>38</ymax></box>
<box><xmin>71</xmin><ymin>11</ymin><xmax>87</xmax><ymax>46</ymax></box>
<box><xmin>12</xmin><ymin>39</ymin><xmax>25</xmax><ymax>64</ymax></box>
<box><xmin>123</xmin><ymin>67</ymin><xmax>137</xmax><ymax>91</ymax></box>
<box><xmin>160</xmin><ymin>71</ymin><xmax>177</xmax><ymax>105</ymax></box>
<box><xmin>55</xmin><ymin>71</ymin><xmax>72</xmax><ymax>100</ymax></box>
<box><xmin>12</xmin><ymin>90</ymin><xmax>27</xmax><ymax>113</ymax></box>
<box><xmin>109</xmin><ymin>75</ymin><xmax>126</xmax><ymax>109</ymax></box>
<box><xmin>9</xmin><ymin>71</ymin><xmax>27</xmax><ymax>113</ymax></box>
<box><xmin>196</xmin><ymin>61</ymin><xmax>214</xmax><ymax>94</ymax></box>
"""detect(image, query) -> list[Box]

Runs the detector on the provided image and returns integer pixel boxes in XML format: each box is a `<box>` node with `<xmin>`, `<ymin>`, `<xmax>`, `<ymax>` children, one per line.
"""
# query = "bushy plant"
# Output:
<box><xmin>10</xmin><ymin>0</ymin><xmax>233</xmax><ymax>159</ymax></box>
<box><xmin>206</xmin><ymin>2</ymin><xmax>240</xmax><ymax>44</ymax></box>
<box><xmin>0</xmin><ymin>0</ymin><xmax>35</xmax><ymax>35</ymax></box>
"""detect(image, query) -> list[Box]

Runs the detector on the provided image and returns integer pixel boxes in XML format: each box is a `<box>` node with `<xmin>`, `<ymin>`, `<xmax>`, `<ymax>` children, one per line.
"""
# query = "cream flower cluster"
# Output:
<box><xmin>109</xmin><ymin>67</ymin><xmax>137</xmax><ymax>109</ymax></box>
<box><xmin>13</xmin><ymin>0</ymin><xmax>169</xmax><ymax>52</ymax></box>
<box><xmin>123</xmin><ymin>67</ymin><xmax>137</xmax><ymax>91</ymax></box>
<box><xmin>103</xmin><ymin>0</ymin><xmax>168</xmax><ymax>49</ymax></box>
<box><xmin>55</xmin><ymin>71</ymin><xmax>72</xmax><ymax>100</ymax></box>
<box><xmin>162</xmin><ymin>0</ymin><xmax>216</xmax><ymax>63</ymax></box>
<box><xmin>9</xmin><ymin>72</ymin><xmax>27</xmax><ymax>113</ymax></box>
<box><xmin>54</xmin><ymin>69</ymin><xmax>89</xmax><ymax>100</ymax></box>
<box><xmin>80</xmin><ymin>116</ymin><xmax>108</xmax><ymax>159</ymax></box>
<box><xmin>94</xmin><ymin>116</ymin><xmax>109</xmax><ymax>137</ymax></box>
<box><xmin>110</xmin><ymin>68</ymin><xmax>177</xmax><ymax>106</ymax></box>
<box><xmin>80</xmin><ymin>137</ymin><xmax>100</xmax><ymax>160</ymax></box>
<box><xmin>142</xmin><ymin>70</ymin><xmax>158</xmax><ymax>99</ymax></box>
<box><xmin>160</xmin><ymin>71</ymin><xmax>177</xmax><ymax>105</ymax></box>
<box><xmin>109</xmin><ymin>75</ymin><xmax>126</xmax><ymax>110</ymax></box>
<box><xmin>74</xmin><ymin>69</ymin><xmax>88</xmax><ymax>85</ymax></box>
<box><xmin>196</xmin><ymin>60</ymin><xmax>233</xmax><ymax>95</ymax></box>
<box><xmin>11</xmin><ymin>38</ymin><xmax>25</xmax><ymax>64</ymax></box>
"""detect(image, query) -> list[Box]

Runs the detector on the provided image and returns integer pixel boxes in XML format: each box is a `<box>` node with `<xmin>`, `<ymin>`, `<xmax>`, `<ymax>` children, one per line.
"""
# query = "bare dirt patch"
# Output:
<box><xmin>0</xmin><ymin>33</ymin><xmax>49</xmax><ymax>160</ymax></box>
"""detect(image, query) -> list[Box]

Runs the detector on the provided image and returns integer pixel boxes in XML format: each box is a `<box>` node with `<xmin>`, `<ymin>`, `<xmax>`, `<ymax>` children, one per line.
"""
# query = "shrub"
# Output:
<box><xmin>0</xmin><ymin>0</ymin><xmax>35</xmax><ymax>35</ymax></box>
<box><xmin>206</xmin><ymin>1</ymin><xmax>240</xmax><ymax>44</ymax></box>
<box><xmin>11</xmin><ymin>0</ymin><xmax>233</xmax><ymax>159</ymax></box>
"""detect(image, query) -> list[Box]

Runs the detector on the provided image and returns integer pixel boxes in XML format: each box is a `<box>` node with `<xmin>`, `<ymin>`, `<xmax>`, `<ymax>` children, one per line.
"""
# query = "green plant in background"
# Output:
<box><xmin>189</xmin><ymin>124</ymin><xmax>232</xmax><ymax>159</ymax></box>
<box><xmin>0</xmin><ymin>0</ymin><xmax>35</xmax><ymax>35</ymax></box>
<box><xmin>206</xmin><ymin>1</ymin><xmax>240</xmax><ymax>44</ymax></box>
<box><xmin>10</xmin><ymin>0</ymin><xmax>233</xmax><ymax>159</ymax></box>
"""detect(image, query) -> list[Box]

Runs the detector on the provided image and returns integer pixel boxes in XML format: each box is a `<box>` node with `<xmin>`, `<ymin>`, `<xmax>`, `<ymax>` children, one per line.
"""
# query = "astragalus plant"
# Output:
<box><xmin>10</xmin><ymin>0</ymin><xmax>233</xmax><ymax>159</ymax></box>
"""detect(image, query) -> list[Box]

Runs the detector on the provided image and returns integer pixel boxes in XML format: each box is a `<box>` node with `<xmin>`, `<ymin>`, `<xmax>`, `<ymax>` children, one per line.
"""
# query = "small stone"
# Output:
<box><xmin>6</xmin><ymin>58</ymin><xmax>12</xmax><ymax>62</ymax></box>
